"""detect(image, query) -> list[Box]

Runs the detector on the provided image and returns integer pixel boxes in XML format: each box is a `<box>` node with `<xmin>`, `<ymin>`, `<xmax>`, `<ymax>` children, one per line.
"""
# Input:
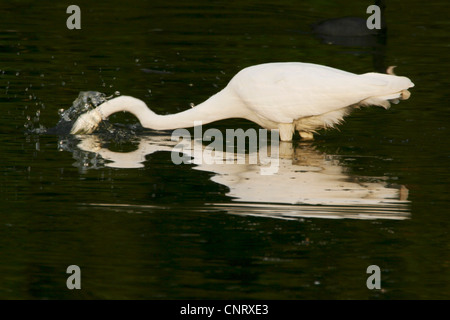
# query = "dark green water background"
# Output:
<box><xmin>1</xmin><ymin>0</ymin><xmax>450</xmax><ymax>299</ymax></box>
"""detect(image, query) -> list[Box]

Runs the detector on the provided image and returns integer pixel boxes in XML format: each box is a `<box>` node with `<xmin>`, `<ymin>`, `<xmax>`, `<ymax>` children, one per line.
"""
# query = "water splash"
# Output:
<box><xmin>26</xmin><ymin>91</ymin><xmax>143</xmax><ymax>140</ymax></box>
<box><xmin>46</xmin><ymin>91</ymin><xmax>108</xmax><ymax>135</ymax></box>
<box><xmin>57</xmin><ymin>136</ymin><xmax>108</xmax><ymax>172</ymax></box>
<box><xmin>24</xmin><ymin>91</ymin><xmax>107</xmax><ymax>135</ymax></box>
<box><xmin>24</xmin><ymin>109</ymin><xmax>47</xmax><ymax>134</ymax></box>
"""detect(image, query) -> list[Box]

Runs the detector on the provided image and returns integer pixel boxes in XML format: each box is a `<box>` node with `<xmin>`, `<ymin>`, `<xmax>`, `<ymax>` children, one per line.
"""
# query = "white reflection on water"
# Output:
<box><xmin>73</xmin><ymin>134</ymin><xmax>410</xmax><ymax>220</ymax></box>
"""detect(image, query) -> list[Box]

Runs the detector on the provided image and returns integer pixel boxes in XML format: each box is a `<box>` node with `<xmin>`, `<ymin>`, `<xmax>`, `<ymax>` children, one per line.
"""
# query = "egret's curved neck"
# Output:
<box><xmin>97</xmin><ymin>88</ymin><xmax>247</xmax><ymax>131</ymax></box>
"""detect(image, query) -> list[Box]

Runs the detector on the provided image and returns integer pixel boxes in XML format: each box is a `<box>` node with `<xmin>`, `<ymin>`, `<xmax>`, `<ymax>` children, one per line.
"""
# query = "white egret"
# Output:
<box><xmin>70</xmin><ymin>62</ymin><xmax>414</xmax><ymax>141</ymax></box>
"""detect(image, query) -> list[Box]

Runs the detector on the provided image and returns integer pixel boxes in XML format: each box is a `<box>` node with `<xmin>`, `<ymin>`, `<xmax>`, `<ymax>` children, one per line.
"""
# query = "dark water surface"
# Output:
<box><xmin>1</xmin><ymin>0</ymin><xmax>450</xmax><ymax>299</ymax></box>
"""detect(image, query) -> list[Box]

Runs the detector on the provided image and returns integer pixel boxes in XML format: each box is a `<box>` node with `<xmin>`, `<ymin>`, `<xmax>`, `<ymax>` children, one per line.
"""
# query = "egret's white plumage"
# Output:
<box><xmin>70</xmin><ymin>62</ymin><xmax>414</xmax><ymax>141</ymax></box>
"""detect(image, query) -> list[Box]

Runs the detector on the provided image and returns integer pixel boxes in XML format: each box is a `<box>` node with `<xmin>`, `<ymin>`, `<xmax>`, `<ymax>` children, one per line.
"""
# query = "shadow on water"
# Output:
<box><xmin>311</xmin><ymin>0</ymin><xmax>387</xmax><ymax>73</ymax></box>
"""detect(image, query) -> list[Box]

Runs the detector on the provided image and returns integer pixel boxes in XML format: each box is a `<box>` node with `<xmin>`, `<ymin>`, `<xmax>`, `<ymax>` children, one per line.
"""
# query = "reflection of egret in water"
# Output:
<box><xmin>67</xmin><ymin>133</ymin><xmax>410</xmax><ymax>220</ymax></box>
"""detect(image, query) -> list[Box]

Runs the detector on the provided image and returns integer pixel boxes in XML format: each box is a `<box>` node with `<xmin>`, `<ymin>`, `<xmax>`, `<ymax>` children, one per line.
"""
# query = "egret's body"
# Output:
<box><xmin>71</xmin><ymin>62</ymin><xmax>414</xmax><ymax>141</ymax></box>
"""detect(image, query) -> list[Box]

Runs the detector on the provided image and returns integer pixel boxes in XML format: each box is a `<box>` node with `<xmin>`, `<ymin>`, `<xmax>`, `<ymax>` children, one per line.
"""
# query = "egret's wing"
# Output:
<box><xmin>230</xmin><ymin>63</ymin><xmax>411</xmax><ymax>123</ymax></box>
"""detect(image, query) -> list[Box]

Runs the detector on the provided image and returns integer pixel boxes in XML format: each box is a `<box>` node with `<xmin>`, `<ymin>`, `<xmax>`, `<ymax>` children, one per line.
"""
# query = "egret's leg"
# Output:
<box><xmin>386</xmin><ymin>66</ymin><xmax>397</xmax><ymax>75</ymax></box>
<box><xmin>278</xmin><ymin>123</ymin><xmax>295</xmax><ymax>142</ymax></box>
<box><xmin>299</xmin><ymin>131</ymin><xmax>314</xmax><ymax>140</ymax></box>
<box><xmin>279</xmin><ymin>141</ymin><xmax>293</xmax><ymax>158</ymax></box>
<box><xmin>401</xmin><ymin>90</ymin><xmax>411</xmax><ymax>100</ymax></box>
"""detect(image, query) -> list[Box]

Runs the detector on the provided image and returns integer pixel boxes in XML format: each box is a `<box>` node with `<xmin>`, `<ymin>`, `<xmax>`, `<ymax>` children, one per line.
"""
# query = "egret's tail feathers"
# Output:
<box><xmin>360</xmin><ymin>97</ymin><xmax>392</xmax><ymax>109</ymax></box>
<box><xmin>360</xmin><ymin>89</ymin><xmax>412</xmax><ymax>109</ymax></box>
<box><xmin>359</xmin><ymin>68</ymin><xmax>414</xmax><ymax>110</ymax></box>
<box><xmin>70</xmin><ymin>109</ymin><xmax>103</xmax><ymax>134</ymax></box>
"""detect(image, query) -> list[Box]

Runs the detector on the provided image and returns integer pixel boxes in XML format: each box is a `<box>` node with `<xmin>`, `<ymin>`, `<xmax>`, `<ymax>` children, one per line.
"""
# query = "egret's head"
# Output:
<box><xmin>70</xmin><ymin>109</ymin><xmax>103</xmax><ymax>134</ymax></box>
